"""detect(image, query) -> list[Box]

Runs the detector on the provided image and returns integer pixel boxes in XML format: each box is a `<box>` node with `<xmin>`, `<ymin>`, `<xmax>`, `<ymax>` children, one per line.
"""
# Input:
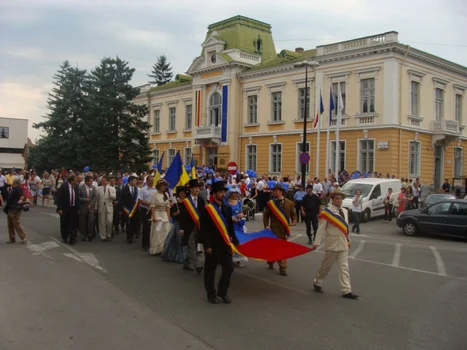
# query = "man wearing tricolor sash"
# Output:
<box><xmin>200</xmin><ymin>181</ymin><xmax>239</xmax><ymax>304</ymax></box>
<box><xmin>179</xmin><ymin>179</ymin><xmax>205</xmax><ymax>274</ymax></box>
<box><xmin>263</xmin><ymin>183</ymin><xmax>297</xmax><ymax>276</ymax></box>
<box><xmin>312</xmin><ymin>188</ymin><xmax>359</xmax><ymax>300</ymax></box>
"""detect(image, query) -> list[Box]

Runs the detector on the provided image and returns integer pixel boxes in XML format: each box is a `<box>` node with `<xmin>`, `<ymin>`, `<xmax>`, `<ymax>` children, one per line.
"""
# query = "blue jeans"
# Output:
<box><xmin>352</xmin><ymin>212</ymin><xmax>361</xmax><ymax>233</ymax></box>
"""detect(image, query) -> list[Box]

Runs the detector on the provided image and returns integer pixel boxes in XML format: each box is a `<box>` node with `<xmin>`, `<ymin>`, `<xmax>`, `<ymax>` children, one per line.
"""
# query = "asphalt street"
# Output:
<box><xmin>1</xmin><ymin>206</ymin><xmax>467</xmax><ymax>350</ymax></box>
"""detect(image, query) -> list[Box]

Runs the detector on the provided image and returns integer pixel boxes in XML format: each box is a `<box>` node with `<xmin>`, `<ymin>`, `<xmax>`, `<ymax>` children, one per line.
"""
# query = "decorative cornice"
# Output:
<box><xmin>181</xmin><ymin>97</ymin><xmax>192</xmax><ymax>103</ymax></box>
<box><xmin>407</xmin><ymin>69</ymin><xmax>426</xmax><ymax>78</ymax></box>
<box><xmin>148</xmin><ymin>84</ymin><xmax>192</xmax><ymax>97</ymax></box>
<box><xmin>454</xmin><ymin>83</ymin><xmax>467</xmax><ymax>90</ymax></box>
<box><xmin>242</xmin><ymin>86</ymin><xmax>262</xmax><ymax>93</ymax></box>
<box><xmin>354</xmin><ymin>66</ymin><xmax>381</xmax><ymax>75</ymax></box>
<box><xmin>239</xmin><ymin>63</ymin><xmax>297</xmax><ymax>79</ymax></box>
<box><xmin>266</xmin><ymin>82</ymin><xmax>286</xmax><ymax>89</ymax></box>
<box><xmin>325</xmin><ymin>71</ymin><xmax>351</xmax><ymax>79</ymax></box>
<box><xmin>151</xmin><ymin>102</ymin><xmax>163</xmax><ymax>108</ymax></box>
<box><xmin>165</xmin><ymin>100</ymin><xmax>179</xmax><ymax>106</ymax></box>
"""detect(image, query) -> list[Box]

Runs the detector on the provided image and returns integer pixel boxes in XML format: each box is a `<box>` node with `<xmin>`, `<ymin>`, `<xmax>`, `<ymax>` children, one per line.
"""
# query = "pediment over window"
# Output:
<box><xmin>201</xmin><ymin>31</ymin><xmax>226</xmax><ymax>51</ymax></box>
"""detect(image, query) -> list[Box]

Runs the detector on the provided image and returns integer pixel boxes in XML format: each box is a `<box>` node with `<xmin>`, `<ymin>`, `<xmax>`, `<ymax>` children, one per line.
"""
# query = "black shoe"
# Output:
<box><xmin>197</xmin><ymin>251</ymin><xmax>203</xmax><ymax>256</ymax></box>
<box><xmin>313</xmin><ymin>284</ymin><xmax>323</xmax><ymax>293</ymax></box>
<box><xmin>356</xmin><ymin>231</ymin><xmax>360</xmax><ymax>234</ymax></box>
<box><xmin>307</xmin><ymin>239</ymin><xmax>312</xmax><ymax>245</ymax></box>
<box><xmin>196</xmin><ymin>267</ymin><xmax>203</xmax><ymax>274</ymax></box>
<box><xmin>127</xmin><ymin>239</ymin><xmax>133</xmax><ymax>244</ymax></box>
<box><xmin>207</xmin><ymin>297</ymin><xmax>220</xmax><ymax>304</ymax></box>
<box><xmin>217</xmin><ymin>295</ymin><xmax>232</xmax><ymax>304</ymax></box>
<box><xmin>352</xmin><ymin>227</ymin><xmax>355</xmax><ymax>233</ymax></box>
<box><xmin>342</xmin><ymin>292</ymin><xmax>359</xmax><ymax>300</ymax></box>
<box><xmin>267</xmin><ymin>262</ymin><xmax>274</xmax><ymax>270</ymax></box>
<box><xmin>279</xmin><ymin>269</ymin><xmax>287</xmax><ymax>276</ymax></box>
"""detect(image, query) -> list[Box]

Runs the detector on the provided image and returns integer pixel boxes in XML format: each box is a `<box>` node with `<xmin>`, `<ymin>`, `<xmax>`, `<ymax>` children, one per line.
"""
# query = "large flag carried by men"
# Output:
<box><xmin>156</xmin><ymin>151</ymin><xmax>165</xmax><ymax>173</ymax></box>
<box><xmin>164</xmin><ymin>150</ymin><xmax>190</xmax><ymax>188</ymax></box>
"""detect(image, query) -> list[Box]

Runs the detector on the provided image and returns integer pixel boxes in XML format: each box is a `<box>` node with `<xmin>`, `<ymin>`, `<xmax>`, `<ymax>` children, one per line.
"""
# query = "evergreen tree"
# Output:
<box><xmin>148</xmin><ymin>55</ymin><xmax>173</xmax><ymax>85</ymax></box>
<box><xmin>84</xmin><ymin>57</ymin><xmax>151</xmax><ymax>172</ymax></box>
<box><xmin>32</xmin><ymin>61</ymin><xmax>88</xmax><ymax>171</ymax></box>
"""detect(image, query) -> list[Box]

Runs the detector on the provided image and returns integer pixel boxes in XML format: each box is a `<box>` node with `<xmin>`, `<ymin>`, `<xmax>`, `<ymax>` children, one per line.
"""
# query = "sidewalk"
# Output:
<box><xmin>0</xmin><ymin>225</ymin><xmax>213</xmax><ymax>350</ymax></box>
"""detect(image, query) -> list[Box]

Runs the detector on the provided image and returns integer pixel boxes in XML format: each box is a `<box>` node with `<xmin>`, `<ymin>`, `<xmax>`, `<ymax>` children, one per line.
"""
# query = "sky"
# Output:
<box><xmin>1</xmin><ymin>0</ymin><xmax>467</xmax><ymax>142</ymax></box>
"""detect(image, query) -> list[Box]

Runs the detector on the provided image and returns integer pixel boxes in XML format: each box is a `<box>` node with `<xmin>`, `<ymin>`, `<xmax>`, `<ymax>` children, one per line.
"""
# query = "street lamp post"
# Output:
<box><xmin>294</xmin><ymin>60</ymin><xmax>319</xmax><ymax>188</ymax></box>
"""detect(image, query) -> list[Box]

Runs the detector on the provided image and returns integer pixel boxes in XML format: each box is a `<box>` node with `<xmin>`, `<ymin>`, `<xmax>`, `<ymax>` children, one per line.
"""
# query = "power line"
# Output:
<box><xmin>275</xmin><ymin>38</ymin><xmax>467</xmax><ymax>48</ymax></box>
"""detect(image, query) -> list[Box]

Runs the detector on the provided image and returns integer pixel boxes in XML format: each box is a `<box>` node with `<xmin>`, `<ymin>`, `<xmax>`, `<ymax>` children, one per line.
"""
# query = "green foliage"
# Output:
<box><xmin>148</xmin><ymin>55</ymin><xmax>173</xmax><ymax>85</ymax></box>
<box><xmin>31</xmin><ymin>58</ymin><xmax>151</xmax><ymax>173</ymax></box>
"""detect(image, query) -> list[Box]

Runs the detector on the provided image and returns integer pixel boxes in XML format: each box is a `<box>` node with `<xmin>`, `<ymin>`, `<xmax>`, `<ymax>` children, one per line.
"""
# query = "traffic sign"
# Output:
<box><xmin>299</xmin><ymin>152</ymin><xmax>310</xmax><ymax>164</ymax></box>
<box><xmin>227</xmin><ymin>161</ymin><xmax>238</xmax><ymax>175</ymax></box>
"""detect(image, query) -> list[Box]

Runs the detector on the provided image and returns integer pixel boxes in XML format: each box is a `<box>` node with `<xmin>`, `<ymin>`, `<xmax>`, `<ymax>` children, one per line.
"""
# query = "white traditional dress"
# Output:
<box><xmin>149</xmin><ymin>191</ymin><xmax>171</xmax><ymax>255</ymax></box>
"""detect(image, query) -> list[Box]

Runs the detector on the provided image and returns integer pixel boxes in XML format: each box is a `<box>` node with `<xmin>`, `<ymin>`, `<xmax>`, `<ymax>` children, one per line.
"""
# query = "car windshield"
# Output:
<box><xmin>425</xmin><ymin>195</ymin><xmax>454</xmax><ymax>205</ymax></box>
<box><xmin>341</xmin><ymin>183</ymin><xmax>373</xmax><ymax>197</ymax></box>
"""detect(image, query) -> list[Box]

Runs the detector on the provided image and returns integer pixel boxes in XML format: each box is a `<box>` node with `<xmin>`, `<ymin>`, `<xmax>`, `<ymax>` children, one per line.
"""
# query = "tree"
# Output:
<box><xmin>31</xmin><ymin>61</ymin><xmax>89</xmax><ymax>171</ymax></box>
<box><xmin>148</xmin><ymin>55</ymin><xmax>173</xmax><ymax>85</ymax></box>
<box><xmin>84</xmin><ymin>57</ymin><xmax>151</xmax><ymax>172</ymax></box>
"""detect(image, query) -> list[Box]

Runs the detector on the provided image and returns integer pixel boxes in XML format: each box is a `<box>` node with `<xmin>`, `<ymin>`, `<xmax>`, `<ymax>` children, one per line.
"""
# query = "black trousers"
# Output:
<box><xmin>384</xmin><ymin>204</ymin><xmax>393</xmax><ymax>221</ymax></box>
<box><xmin>60</xmin><ymin>206</ymin><xmax>78</xmax><ymax>243</ymax></box>
<box><xmin>140</xmin><ymin>207</ymin><xmax>151</xmax><ymax>249</ymax></box>
<box><xmin>204</xmin><ymin>252</ymin><xmax>234</xmax><ymax>298</ymax></box>
<box><xmin>125</xmin><ymin>211</ymin><xmax>140</xmax><ymax>242</ymax></box>
<box><xmin>305</xmin><ymin>214</ymin><xmax>318</xmax><ymax>240</ymax></box>
<box><xmin>295</xmin><ymin>201</ymin><xmax>303</xmax><ymax>222</ymax></box>
<box><xmin>413</xmin><ymin>196</ymin><xmax>419</xmax><ymax>209</ymax></box>
<box><xmin>352</xmin><ymin>212</ymin><xmax>361</xmax><ymax>233</ymax></box>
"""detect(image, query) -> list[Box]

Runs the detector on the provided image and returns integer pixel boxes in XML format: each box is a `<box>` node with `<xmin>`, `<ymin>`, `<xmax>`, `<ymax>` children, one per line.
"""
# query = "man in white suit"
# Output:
<box><xmin>96</xmin><ymin>176</ymin><xmax>116</xmax><ymax>242</ymax></box>
<box><xmin>312</xmin><ymin>188</ymin><xmax>359</xmax><ymax>300</ymax></box>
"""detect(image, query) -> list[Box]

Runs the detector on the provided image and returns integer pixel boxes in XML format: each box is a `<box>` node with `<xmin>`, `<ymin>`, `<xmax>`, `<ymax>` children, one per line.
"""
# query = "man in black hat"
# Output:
<box><xmin>179</xmin><ymin>179</ymin><xmax>206</xmax><ymax>273</ymax></box>
<box><xmin>301</xmin><ymin>184</ymin><xmax>321</xmax><ymax>244</ymax></box>
<box><xmin>201</xmin><ymin>180</ymin><xmax>239</xmax><ymax>304</ymax></box>
<box><xmin>119</xmin><ymin>175</ymin><xmax>140</xmax><ymax>244</ymax></box>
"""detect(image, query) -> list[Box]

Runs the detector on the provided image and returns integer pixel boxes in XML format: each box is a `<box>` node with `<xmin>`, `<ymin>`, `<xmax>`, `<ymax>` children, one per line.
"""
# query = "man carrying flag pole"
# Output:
<box><xmin>325</xmin><ymin>87</ymin><xmax>335</xmax><ymax>177</ymax></box>
<box><xmin>314</xmin><ymin>89</ymin><xmax>324</xmax><ymax>178</ymax></box>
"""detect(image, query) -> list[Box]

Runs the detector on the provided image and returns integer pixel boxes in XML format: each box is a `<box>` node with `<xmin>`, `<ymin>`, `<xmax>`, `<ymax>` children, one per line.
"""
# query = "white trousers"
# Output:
<box><xmin>98</xmin><ymin>211</ymin><xmax>113</xmax><ymax>239</ymax></box>
<box><xmin>314</xmin><ymin>250</ymin><xmax>352</xmax><ymax>294</ymax></box>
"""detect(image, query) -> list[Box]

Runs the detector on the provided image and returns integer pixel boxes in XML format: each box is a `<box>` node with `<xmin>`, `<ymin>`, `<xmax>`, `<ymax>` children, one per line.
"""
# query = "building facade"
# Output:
<box><xmin>0</xmin><ymin>117</ymin><xmax>28</xmax><ymax>170</ymax></box>
<box><xmin>133</xmin><ymin>16</ymin><xmax>467</xmax><ymax>188</ymax></box>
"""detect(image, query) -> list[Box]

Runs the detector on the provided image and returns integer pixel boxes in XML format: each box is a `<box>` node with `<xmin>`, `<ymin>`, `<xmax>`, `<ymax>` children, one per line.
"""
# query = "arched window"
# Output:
<box><xmin>209</xmin><ymin>92</ymin><xmax>222</xmax><ymax>126</ymax></box>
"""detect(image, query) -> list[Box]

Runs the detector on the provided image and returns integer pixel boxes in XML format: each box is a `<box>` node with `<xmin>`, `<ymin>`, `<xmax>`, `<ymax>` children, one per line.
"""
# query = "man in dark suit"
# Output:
<box><xmin>119</xmin><ymin>175</ymin><xmax>140</xmax><ymax>244</ymax></box>
<box><xmin>301</xmin><ymin>184</ymin><xmax>321</xmax><ymax>244</ymax></box>
<box><xmin>57</xmin><ymin>175</ymin><xmax>80</xmax><ymax>244</ymax></box>
<box><xmin>179</xmin><ymin>179</ymin><xmax>206</xmax><ymax>274</ymax></box>
<box><xmin>200</xmin><ymin>181</ymin><xmax>239</xmax><ymax>304</ymax></box>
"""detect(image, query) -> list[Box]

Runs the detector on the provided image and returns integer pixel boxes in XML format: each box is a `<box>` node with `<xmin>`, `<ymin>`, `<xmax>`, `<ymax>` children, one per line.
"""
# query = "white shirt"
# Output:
<box><xmin>245</xmin><ymin>177</ymin><xmax>251</xmax><ymax>186</ymax></box>
<box><xmin>138</xmin><ymin>185</ymin><xmax>156</xmax><ymax>209</ymax></box>
<box><xmin>412</xmin><ymin>184</ymin><xmax>420</xmax><ymax>197</ymax></box>
<box><xmin>0</xmin><ymin>175</ymin><xmax>6</xmax><ymax>187</ymax></box>
<box><xmin>69</xmin><ymin>184</ymin><xmax>75</xmax><ymax>206</ymax></box>
<box><xmin>191</xmin><ymin>195</ymin><xmax>198</xmax><ymax>208</ymax></box>
<box><xmin>351</xmin><ymin>196</ymin><xmax>363</xmax><ymax>212</ymax></box>
<box><xmin>312</xmin><ymin>183</ymin><xmax>323</xmax><ymax>195</ymax></box>
<box><xmin>256</xmin><ymin>180</ymin><xmax>265</xmax><ymax>191</ymax></box>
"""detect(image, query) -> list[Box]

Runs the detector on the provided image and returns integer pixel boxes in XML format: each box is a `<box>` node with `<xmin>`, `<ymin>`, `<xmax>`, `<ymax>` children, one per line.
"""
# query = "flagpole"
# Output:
<box><xmin>325</xmin><ymin>118</ymin><xmax>330</xmax><ymax>176</ymax></box>
<box><xmin>335</xmin><ymin>84</ymin><xmax>343</xmax><ymax>175</ymax></box>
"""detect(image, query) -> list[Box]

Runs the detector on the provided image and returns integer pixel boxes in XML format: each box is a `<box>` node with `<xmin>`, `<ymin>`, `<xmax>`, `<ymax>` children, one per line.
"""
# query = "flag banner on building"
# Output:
<box><xmin>234</xmin><ymin>229</ymin><xmax>313</xmax><ymax>261</ymax></box>
<box><xmin>156</xmin><ymin>151</ymin><xmax>165</xmax><ymax>172</ymax></box>
<box><xmin>314</xmin><ymin>90</ymin><xmax>325</xmax><ymax>128</ymax></box>
<box><xmin>221</xmin><ymin>85</ymin><xmax>228</xmax><ymax>142</ymax></box>
<box><xmin>194</xmin><ymin>90</ymin><xmax>201</xmax><ymax>127</ymax></box>
<box><xmin>164</xmin><ymin>150</ymin><xmax>190</xmax><ymax>188</ymax></box>
<box><xmin>329</xmin><ymin>86</ymin><xmax>335</xmax><ymax>125</ymax></box>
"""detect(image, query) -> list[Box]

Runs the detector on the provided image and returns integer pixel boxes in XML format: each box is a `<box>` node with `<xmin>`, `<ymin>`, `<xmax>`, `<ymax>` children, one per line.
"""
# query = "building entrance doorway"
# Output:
<box><xmin>207</xmin><ymin>147</ymin><xmax>218</xmax><ymax>167</ymax></box>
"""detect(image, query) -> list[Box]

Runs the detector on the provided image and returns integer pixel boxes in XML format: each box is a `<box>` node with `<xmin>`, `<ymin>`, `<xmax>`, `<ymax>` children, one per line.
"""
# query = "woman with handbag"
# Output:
<box><xmin>4</xmin><ymin>178</ymin><xmax>27</xmax><ymax>244</ymax></box>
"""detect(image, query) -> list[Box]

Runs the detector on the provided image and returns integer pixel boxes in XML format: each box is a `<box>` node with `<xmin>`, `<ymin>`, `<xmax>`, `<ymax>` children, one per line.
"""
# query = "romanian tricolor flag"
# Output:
<box><xmin>194</xmin><ymin>90</ymin><xmax>201</xmax><ymax>127</ymax></box>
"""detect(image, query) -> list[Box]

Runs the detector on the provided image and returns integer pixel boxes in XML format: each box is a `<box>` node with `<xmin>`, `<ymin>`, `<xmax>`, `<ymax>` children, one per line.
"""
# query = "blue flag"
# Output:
<box><xmin>164</xmin><ymin>150</ymin><xmax>190</xmax><ymax>189</ymax></box>
<box><xmin>156</xmin><ymin>151</ymin><xmax>165</xmax><ymax>172</ymax></box>
<box><xmin>329</xmin><ymin>86</ymin><xmax>335</xmax><ymax>125</ymax></box>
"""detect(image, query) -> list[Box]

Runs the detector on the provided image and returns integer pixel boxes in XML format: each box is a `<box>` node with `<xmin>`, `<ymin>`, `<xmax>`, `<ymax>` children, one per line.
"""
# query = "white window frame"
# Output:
<box><xmin>408</xmin><ymin>140</ymin><xmax>421</xmax><ymax>178</ymax></box>
<box><xmin>435</xmin><ymin>88</ymin><xmax>444</xmax><ymax>121</ymax></box>
<box><xmin>269</xmin><ymin>143</ymin><xmax>282</xmax><ymax>174</ymax></box>
<box><xmin>247</xmin><ymin>95</ymin><xmax>258</xmax><ymax>124</ymax></box>
<box><xmin>153</xmin><ymin>110</ymin><xmax>160</xmax><ymax>133</ymax></box>
<box><xmin>298</xmin><ymin>87</ymin><xmax>310</xmax><ymax>120</ymax></box>
<box><xmin>410</xmin><ymin>81</ymin><xmax>420</xmax><ymax>117</ymax></box>
<box><xmin>245</xmin><ymin>144</ymin><xmax>257</xmax><ymax>171</ymax></box>
<box><xmin>184</xmin><ymin>147</ymin><xmax>192</xmax><ymax>165</ymax></box>
<box><xmin>330</xmin><ymin>140</ymin><xmax>346</xmax><ymax>174</ymax></box>
<box><xmin>455</xmin><ymin>94</ymin><xmax>463</xmax><ymax>124</ymax></box>
<box><xmin>209</xmin><ymin>92</ymin><xmax>222</xmax><ymax>126</ymax></box>
<box><xmin>453</xmin><ymin>147</ymin><xmax>463</xmax><ymax>178</ymax></box>
<box><xmin>167</xmin><ymin>148</ymin><xmax>176</xmax><ymax>168</ymax></box>
<box><xmin>357</xmin><ymin>138</ymin><xmax>375</xmax><ymax>173</ymax></box>
<box><xmin>360</xmin><ymin>78</ymin><xmax>375</xmax><ymax>114</ymax></box>
<box><xmin>185</xmin><ymin>105</ymin><xmax>192</xmax><ymax>130</ymax></box>
<box><xmin>295</xmin><ymin>142</ymin><xmax>310</xmax><ymax>174</ymax></box>
<box><xmin>332</xmin><ymin>82</ymin><xmax>346</xmax><ymax>118</ymax></box>
<box><xmin>152</xmin><ymin>149</ymin><xmax>159</xmax><ymax>166</ymax></box>
<box><xmin>271</xmin><ymin>91</ymin><xmax>282</xmax><ymax>122</ymax></box>
<box><xmin>169</xmin><ymin>107</ymin><xmax>176</xmax><ymax>131</ymax></box>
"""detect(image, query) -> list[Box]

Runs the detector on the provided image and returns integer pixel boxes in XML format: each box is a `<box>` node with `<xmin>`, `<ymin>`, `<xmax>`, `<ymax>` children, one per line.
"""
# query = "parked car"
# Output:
<box><xmin>420</xmin><ymin>193</ymin><xmax>456</xmax><ymax>209</ymax></box>
<box><xmin>396</xmin><ymin>200</ymin><xmax>466</xmax><ymax>237</ymax></box>
<box><xmin>342</xmin><ymin>178</ymin><xmax>401</xmax><ymax>222</ymax></box>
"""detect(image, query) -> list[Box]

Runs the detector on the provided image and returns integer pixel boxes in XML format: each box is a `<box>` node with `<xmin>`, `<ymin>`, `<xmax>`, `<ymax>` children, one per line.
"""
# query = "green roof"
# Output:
<box><xmin>149</xmin><ymin>75</ymin><xmax>193</xmax><ymax>92</ymax></box>
<box><xmin>217</xmin><ymin>52</ymin><xmax>233</xmax><ymax>63</ymax></box>
<box><xmin>202</xmin><ymin>15</ymin><xmax>276</xmax><ymax>61</ymax></box>
<box><xmin>247</xmin><ymin>48</ymin><xmax>317</xmax><ymax>72</ymax></box>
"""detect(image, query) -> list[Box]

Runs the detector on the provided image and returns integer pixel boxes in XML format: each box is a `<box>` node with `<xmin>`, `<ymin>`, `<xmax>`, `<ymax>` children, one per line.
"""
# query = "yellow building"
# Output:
<box><xmin>133</xmin><ymin>15</ymin><xmax>467</xmax><ymax>188</ymax></box>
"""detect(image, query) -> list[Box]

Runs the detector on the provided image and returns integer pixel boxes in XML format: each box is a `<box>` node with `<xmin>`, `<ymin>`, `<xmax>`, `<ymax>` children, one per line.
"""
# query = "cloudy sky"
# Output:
<box><xmin>1</xmin><ymin>0</ymin><xmax>466</xmax><ymax>141</ymax></box>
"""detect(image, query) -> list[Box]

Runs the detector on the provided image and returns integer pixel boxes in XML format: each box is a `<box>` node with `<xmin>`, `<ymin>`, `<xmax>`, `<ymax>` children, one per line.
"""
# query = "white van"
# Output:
<box><xmin>341</xmin><ymin>178</ymin><xmax>401</xmax><ymax>222</ymax></box>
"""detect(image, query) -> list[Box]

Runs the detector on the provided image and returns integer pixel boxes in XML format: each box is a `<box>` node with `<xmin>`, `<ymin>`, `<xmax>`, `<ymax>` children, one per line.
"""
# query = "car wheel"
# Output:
<box><xmin>361</xmin><ymin>208</ymin><xmax>371</xmax><ymax>223</ymax></box>
<box><xmin>403</xmin><ymin>221</ymin><xmax>418</xmax><ymax>236</ymax></box>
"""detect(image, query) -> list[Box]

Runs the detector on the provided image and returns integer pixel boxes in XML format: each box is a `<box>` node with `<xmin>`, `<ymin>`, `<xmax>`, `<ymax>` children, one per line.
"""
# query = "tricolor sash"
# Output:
<box><xmin>319</xmin><ymin>207</ymin><xmax>350</xmax><ymax>246</ymax></box>
<box><xmin>123</xmin><ymin>186</ymin><xmax>140</xmax><ymax>218</ymax></box>
<box><xmin>204</xmin><ymin>203</ymin><xmax>242</xmax><ymax>255</ymax></box>
<box><xmin>267</xmin><ymin>199</ymin><xmax>291</xmax><ymax>237</ymax></box>
<box><xmin>182</xmin><ymin>197</ymin><xmax>201</xmax><ymax>231</ymax></box>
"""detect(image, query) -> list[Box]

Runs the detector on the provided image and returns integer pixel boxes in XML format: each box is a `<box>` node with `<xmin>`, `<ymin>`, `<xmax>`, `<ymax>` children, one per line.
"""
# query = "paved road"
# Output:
<box><xmin>1</xmin><ymin>207</ymin><xmax>466</xmax><ymax>350</ymax></box>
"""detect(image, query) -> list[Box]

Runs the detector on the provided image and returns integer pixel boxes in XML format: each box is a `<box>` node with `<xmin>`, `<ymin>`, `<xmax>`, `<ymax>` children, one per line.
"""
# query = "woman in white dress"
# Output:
<box><xmin>149</xmin><ymin>180</ymin><xmax>171</xmax><ymax>255</ymax></box>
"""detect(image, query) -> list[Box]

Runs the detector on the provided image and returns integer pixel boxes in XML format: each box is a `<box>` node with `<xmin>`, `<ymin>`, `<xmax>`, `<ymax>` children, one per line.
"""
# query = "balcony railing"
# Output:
<box><xmin>195</xmin><ymin>124</ymin><xmax>221</xmax><ymax>140</ymax></box>
<box><xmin>432</xmin><ymin>119</ymin><xmax>460</xmax><ymax>134</ymax></box>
